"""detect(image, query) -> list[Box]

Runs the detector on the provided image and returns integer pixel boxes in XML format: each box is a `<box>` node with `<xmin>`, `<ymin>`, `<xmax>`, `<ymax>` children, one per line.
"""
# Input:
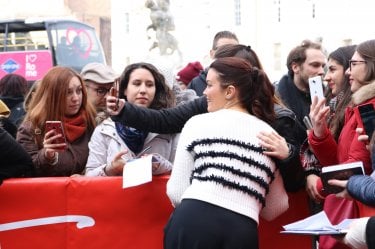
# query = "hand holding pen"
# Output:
<box><xmin>103</xmin><ymin>146</ymin><xmax>152</xmax><ymax>176</ymax></box>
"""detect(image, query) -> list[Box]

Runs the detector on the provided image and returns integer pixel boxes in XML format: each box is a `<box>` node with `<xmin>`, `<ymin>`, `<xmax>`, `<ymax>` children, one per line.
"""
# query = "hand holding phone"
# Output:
<box><xmin>45</xmin><ymin>121</ymin><xmax>67</xmax><ymax>150</ymax></box>
<box><xmin>358</xmin><ymin>103</ymin><xmax>375</xmax><ymax>139</ymax></box>
<box><xmin>308</xmin><ymin>76</ymin><xmax>324</xmax><ymax>103</ymax></box>
<box><xmin>110</xmin><ymin>78</ymin><xmax>120</xmax><ymax>111</ymax></box>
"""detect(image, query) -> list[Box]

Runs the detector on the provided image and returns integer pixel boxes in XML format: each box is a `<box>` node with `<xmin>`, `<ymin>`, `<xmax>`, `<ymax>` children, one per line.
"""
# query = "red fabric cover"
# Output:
<box><xmin>259</xmin><ymin>190</ymin><xmax>311</xmax><ymax>249</ymax></box>
<box><xmin>0</xmin><ymin>176</ymin><xmax>172</xmax><ymax>249</ymax></box>
<box><xmin>0</xmin><ymin>177</ymin><xmax>311</xmax><ymax>249</ymax></box>
<box><xmin>318</xmin><ymin>196</ymin><xmax>358</xmax><ymax>249</ymax></box>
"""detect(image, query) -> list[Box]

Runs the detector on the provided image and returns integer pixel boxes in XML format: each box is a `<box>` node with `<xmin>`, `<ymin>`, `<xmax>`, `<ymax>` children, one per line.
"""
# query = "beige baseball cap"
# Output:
<box><xmin>81</xmin><ymin>63</ymin><xmax>118</xmax><ymax>84</ymax></box>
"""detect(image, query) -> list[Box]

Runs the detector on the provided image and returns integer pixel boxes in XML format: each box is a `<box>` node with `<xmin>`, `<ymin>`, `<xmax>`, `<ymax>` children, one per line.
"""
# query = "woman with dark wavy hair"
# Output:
<box><xmin>164</xmin><ymin>57</ymin><xmax>288</xmax><ymax>249</ymax></box>
<box><xmin>85</xmin><ymin>62</ymin><xmax>178</xmax><ymax>176</ymax></box>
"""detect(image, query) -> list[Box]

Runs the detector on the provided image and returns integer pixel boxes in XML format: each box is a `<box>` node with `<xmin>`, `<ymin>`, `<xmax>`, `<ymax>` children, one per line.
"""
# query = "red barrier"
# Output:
<box><xmin>0</xmin><ymin>177</ymin><xmax>312</xmax><ymax>249</ymax></box>
<box><xmin>259</xmin><ymin>190</ymin><xmax>312</xmax><ymax>249</ymax></box>
<box><xmin>0</xmin><ymin>176</ymin><xmax>173</xmax><ymax>249</ymax></box>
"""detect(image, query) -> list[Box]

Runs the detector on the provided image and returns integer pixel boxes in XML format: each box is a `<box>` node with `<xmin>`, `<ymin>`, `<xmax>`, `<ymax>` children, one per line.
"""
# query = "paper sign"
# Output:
<box><xmin>123</xmin><ymin>155</ymin><xmax>153</xmax><ymax>188</ymax></box>
<box><xmin>0</xmin><ymin>51</ymin><xmax>53</xmax><ymax>81</ymax></box>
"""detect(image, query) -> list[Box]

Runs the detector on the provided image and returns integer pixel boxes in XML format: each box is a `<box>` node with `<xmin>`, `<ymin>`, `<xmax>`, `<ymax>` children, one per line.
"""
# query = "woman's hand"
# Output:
<box><xmin>43</xmin><ymin>129</ymin><xmax>66</xmax><ymax>161</ymax></box>
<box><xmin>328</xmin><ymin>179</ymin><xmax>352</xmax><ymax>200</ymax></box>
<box><xmin>309</xmin><ymin>96</ymin><xmax>330</xmax><ymax>138</ymax></box>
<box><xmin>257</xmin><ymin>131</ymin><xmax>290</xmax><ymax>160</ymax></box>
<box><xmin>342</xmin><ymin>217</ymin><xmax>369</xmax><ymax>249</ymax></box>
<box><xmin>106</xmin><ymin>95</ymin><xmax>125</xmax><ymax>116</ymax></box>
<box><xmin>305</xmin><ymin>174</ymin><xmax>325</xmax><ymax>203</ymax></box>
<box><xmin>104</xmin><ymin>150</ymin><xmax>128</xmax><ymax>176</ymax></box>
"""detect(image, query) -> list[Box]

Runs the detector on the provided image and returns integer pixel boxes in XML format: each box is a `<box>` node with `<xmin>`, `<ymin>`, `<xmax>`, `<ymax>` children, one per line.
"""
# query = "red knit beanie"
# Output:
<box><xmin>176</xmin><ymin>61</ymin><xmax>203</xmax><ymax>85</ymax></box>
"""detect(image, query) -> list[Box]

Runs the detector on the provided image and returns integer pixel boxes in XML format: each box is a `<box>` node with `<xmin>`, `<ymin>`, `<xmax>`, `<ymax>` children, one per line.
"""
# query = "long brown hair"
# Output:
<box><xmin>209</xmin><ymin>57</ymin><xmax>275</xmax><ymax>123</ymax></box>
<box><xmin>356</xmin><ymin>39</ymin><xmax>375</xmax><ymax>83</ymax></box>
<box><xmin>326</xmin><ymin>45</ymin><xmax>356</xmax><ymax>141</ymax></box>
<box><xmin>214</xmin><ymin>44</ymin><xmax>285</xmax><ymax>107</ymax></box>
<box><xmin>24</xmin><ymin>66</ymin><xmax>96</xmax><ymax>136</ymax></box>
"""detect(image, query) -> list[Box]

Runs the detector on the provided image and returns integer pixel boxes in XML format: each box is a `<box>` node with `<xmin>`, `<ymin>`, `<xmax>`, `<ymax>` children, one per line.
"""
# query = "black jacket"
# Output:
<box><xmin>275</xmin><ymin>74</ymin><xmax>311</xmax><ymax>145</ymax></box>
<box><xmin>367</xmin><ymin>216</ymin><xmax>375</xmax><ymax>249</ymax></box>
<box><xmin>0</xmin><ymin>127</ymin><xmax>34</xmax><ymax>184</ymax></box>
<box><xmin>112</xmin><ymin>96</ymin><xmax>305</xmax><ymax>191</ymax></box>
<box><xmin>0</xmin><ymin>96</ymin><xmax>26</xmax><ymax>127</ymax></box>
<box><xmin>187</xmin><ymin>69</ymin><xmax>207</xmax><ymax>96</ymax></box>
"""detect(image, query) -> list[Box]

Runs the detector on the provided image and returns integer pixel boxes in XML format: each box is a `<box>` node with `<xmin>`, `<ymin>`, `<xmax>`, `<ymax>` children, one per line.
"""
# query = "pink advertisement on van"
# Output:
<box><xmin>0</xmin><ymin>51</ymin><xmax>53</xmax><ymax>81</ymax></box>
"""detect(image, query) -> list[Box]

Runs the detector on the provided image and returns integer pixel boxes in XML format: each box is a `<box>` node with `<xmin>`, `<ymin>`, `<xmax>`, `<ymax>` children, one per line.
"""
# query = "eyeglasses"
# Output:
<box><xmin>349</xmin><ymin>60</ymin><xmax>367</xmax><ymax>71</ymax></box>
<box><xmin>86</xmin><ymin>85</ymin><xmax>111</xmax><ymax>97</ymax></box>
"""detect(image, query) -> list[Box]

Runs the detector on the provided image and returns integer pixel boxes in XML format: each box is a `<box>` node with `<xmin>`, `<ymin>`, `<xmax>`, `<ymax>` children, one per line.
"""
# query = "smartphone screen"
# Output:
<box><xmin>45</xmin><ymin>121</ymin><xmax>67</xmax><ymax>150</ymax></box>
<box><xmin>308</xmin><ymin>76</ymin><xmax>324</xmax><ymax>103</ymax></box>
<box><xmin>358</xmin><ymin>104</ymin><xmax>375</xmax><ymax>138</ymax></box>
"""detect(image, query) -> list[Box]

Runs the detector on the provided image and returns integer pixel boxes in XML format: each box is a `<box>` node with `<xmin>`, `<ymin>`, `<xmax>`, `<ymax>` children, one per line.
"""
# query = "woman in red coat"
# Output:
<box><xmin>308</xmin><ymin>39</ymin><xmax>375</xmax><ymax>249</ymax></box>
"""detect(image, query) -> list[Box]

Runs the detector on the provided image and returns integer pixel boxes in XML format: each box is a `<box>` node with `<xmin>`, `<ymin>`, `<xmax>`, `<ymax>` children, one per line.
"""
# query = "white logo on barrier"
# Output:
<box><xmin>0</xmin><ymin>215</ymin><xmax>95</xmax><ymax>231</ymax></box>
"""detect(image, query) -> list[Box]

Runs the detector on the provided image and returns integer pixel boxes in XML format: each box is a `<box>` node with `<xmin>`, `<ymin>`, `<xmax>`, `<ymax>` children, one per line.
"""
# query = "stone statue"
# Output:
<box><xmin>145</xmin><ymin>0</ymin><xmax>181</xmax><ymax>57</ymax></box>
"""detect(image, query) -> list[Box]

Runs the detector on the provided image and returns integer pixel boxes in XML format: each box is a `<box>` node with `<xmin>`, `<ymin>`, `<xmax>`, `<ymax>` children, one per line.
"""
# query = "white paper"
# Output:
<box><xmin>122</xmin><ymin>155</ymin><xmax>153</xmax><ymax>188</ymax></box>
<box><xmin>281</xmin><ymin>211</ymin><xmax>356</xmax><ymax>235</ymax></box>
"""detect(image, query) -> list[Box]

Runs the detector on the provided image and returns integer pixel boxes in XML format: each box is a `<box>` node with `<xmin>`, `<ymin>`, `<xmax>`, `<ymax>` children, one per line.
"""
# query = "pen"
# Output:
<box><xmin>303</xmin><ymin>116</ymin><xmax>313</xmax><ymax>130</ymax></box>
<box><xmin>136</xmin><ymin>146</ymin><xmax>152</xmax><ymax>158</ymax></box>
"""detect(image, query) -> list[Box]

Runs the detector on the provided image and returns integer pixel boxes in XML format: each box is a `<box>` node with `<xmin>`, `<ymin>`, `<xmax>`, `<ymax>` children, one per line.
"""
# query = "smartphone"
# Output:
<box><xmin>308</xmin><ymin>76</ymin><xmax>324</xmax><ymax>103</ymax></box>
<box><xmin>45</xmin><ymin>121</ymin><xmax>67</xmax><ymax>150</ymax></box>
<box><xmin>358</xmin><ymin>103</ymin><xmax>375</xmax><ymax>138</ymax></box>
<box><xmin>110</xmin><ymin>78</ymin><xmax>119</xmax><ymax>110</ymax></box>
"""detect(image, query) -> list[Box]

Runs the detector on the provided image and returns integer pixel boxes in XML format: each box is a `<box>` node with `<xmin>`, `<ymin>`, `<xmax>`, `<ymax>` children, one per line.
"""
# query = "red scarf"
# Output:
<box><xmin>63</xmin><ymin>111</ymin><xmax>87</xmax><ymax>142</ymax></box>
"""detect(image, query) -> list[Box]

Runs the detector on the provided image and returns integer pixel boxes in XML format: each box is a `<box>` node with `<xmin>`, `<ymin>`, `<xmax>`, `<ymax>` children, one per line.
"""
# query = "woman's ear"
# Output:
<box><xmin>225</xmin><ymin>85</ymin><xmax>236</xmax><ymax>100</ymax></box>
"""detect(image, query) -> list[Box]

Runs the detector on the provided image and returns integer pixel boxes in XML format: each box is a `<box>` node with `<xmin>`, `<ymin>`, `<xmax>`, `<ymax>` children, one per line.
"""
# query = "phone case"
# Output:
<box><xmin>45</xmin><ymin>121</ymin><xmax>67</xmax><ymax>149</ymax></box>
<box><xmin>357</xmin><ymin>103</ymin><xmax>375</xmax><ymax>138</ymax></box>
<box><xmin>308</xmin><ymin>76</ymin><xmax>324</xmax><ymax>102</ymax></box>
<box><xmin>110</xmin><ymin>87</ymin><xmax>118</xmax><ymax>97</ymax></box>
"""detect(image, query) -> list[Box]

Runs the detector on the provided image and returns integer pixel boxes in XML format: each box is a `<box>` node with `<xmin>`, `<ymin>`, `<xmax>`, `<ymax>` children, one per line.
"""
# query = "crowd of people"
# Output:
<box><xmin>0</xmin><ymin>30</ymin><xmax>375</xmax><ymax>249</ymax></box>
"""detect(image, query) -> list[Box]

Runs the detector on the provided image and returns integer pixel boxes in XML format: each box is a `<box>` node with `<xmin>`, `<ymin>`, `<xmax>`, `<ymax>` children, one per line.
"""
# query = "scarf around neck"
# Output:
<box><xmin>115</xmin><ymin>122</ymin><xmax>148</xmax><ymax>154</ymax></box>
<box><xmin>63</xmin><ymin>111</ymin><xmax>87</xmax><ymax>142</ymax></box>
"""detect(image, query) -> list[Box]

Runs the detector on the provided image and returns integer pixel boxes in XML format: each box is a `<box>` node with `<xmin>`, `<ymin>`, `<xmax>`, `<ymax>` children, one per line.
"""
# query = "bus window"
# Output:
<box><xmin>48</xmin><ymin>21</ymin><xmax>105</xmax><ymax>72</ymax></box>
<box><xmin>0</xmin><ymin>19</ymin><xmax>106</xmax><ymax>82</ymax></box>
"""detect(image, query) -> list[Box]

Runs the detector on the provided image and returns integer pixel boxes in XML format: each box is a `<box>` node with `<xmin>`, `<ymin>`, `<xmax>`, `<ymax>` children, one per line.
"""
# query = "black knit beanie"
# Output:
<box><xmin>328</xmin><ymin>45</ymin><xmax>357</xmax><ymax>70</ymax></box>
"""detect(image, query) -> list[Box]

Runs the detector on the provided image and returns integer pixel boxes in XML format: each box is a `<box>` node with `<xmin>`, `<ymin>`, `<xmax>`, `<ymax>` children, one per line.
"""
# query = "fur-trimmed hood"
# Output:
<box><xmin>352</xmin><ymin>80</ymin><xmax>375</xmax><ymax>105</ymax></box>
